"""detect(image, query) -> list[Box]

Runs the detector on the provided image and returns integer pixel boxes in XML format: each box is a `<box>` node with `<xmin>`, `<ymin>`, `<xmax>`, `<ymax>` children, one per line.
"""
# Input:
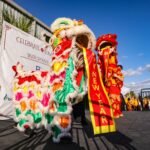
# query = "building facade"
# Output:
<box><xmin>0</xmin><ymin>0</ymin><xmax>52</xmax><ymax>42</ymax></box>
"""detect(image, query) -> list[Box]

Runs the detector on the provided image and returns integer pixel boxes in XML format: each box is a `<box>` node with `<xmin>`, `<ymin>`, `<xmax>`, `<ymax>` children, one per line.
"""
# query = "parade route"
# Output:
<box><xmin>0</xmin><ymin>111</ymin><xmax>150</xmax><ymax>150</ymax></box>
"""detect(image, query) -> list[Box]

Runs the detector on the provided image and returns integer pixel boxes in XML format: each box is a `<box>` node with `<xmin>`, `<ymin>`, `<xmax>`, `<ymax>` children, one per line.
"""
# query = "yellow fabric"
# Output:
<box><xmin>52</xmin><ymin>61</ymin><xmax>67</xmax><ymax>73</ymax></box>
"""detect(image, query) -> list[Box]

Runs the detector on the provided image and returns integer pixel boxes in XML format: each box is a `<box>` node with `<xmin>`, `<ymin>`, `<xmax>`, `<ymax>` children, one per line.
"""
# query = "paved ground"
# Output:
<box><xmin>0</xmin><ymin>111</ymin><xmax>150</xmax><ymax>150</ymax></box>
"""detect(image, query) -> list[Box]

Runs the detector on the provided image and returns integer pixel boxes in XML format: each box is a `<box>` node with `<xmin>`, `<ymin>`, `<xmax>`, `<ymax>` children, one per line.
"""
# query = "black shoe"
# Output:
<box><xmin>81</xmin><ymin>118</ymin><xmax>88</xmax><ymax>126</ymax></box>
<box><xmin>13</xmin><ymin>122</ymin><xmax>18</xmax><ymax>128</ymax></box>
<box><xmin>24</xmin><ymin>128</ymin><xmax>34</xmax><ymax>137</ymax></box>
<box><xmin>60</xmin><ymin>136</ymin><xmax>72</xmax><ymax>143</ymax></box>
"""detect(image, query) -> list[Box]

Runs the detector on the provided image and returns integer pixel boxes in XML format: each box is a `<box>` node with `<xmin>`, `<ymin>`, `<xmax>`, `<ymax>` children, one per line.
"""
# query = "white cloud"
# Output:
<box><xmin>124</xmin><ymin>79</ymin><xmax>150</xmax><ymax>95</ymax></box>
<box><xmin>121</xmin><ymin>86</ymin><xmax>130</xmax><ymax>95</ymax></box>
<box><xmin>137</xmin><ymin>53</ymin><xmax>144</xmax><ymax>57</ymax></box>
<box><xmin>123</xmin><ymin>69</ymin><xmax>142</xmax><ymax>76</ymax></box>
<box><xmin>122</xmin><ymin>55</ymin><xmax>128</xmax><ymax>59</ymax></box>
<box><xmin>125</xmin><ymin>79</ymin><xmax>150</xmax><ymax>87</ymax></box>
<box><xmin>123</xmin><ymin>64</ymin><xmax>150</xmax><ymax>77</ymax></box>
<box><xmin>145</xmin><ymin>64</ymin><xmax>150</xmax><ymax>71</ymax></box>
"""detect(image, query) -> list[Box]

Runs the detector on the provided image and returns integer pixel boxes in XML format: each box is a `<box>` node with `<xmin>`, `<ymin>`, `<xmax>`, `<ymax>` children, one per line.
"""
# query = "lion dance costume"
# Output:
<box><xmin>96</xmin><ymin>34</ymin><xmax>124</xmax><ymax>118</ymax></box>
<box><xmin>12</xmin><ymin>17</ymin><xmax>96</xmax><ymax>142</ymax></box>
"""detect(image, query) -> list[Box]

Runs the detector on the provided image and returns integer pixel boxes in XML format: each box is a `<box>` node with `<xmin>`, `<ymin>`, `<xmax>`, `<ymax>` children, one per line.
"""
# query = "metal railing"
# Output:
<box><xmin>140</xmin><ymin>88</ymin><xmax>150</xmax><ymax>99</ymax></box>
<box><xmin>0</xmin><ymin>0</ymin><xmax>52</xmax><ymax>41</ymax></box>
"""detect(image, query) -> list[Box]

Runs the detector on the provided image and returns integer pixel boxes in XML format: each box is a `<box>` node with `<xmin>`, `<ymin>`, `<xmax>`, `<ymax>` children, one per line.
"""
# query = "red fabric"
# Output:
<box><xmin>111</xmin><ymin>97</ymin><xmax>123</xmax><ymax>118</ymax></box>
<box><xmin>84</xmin><ymin>49</ymin><xmax>115</xmax><ymax>128</ymax></box>
<box><xmin>108</xmin><ymin>86</ymin><xmax>121</xmax><ymax>95</ymax></box>
<box><xmin>18</xmin><ymin>75</ymin><xmax>41</xmax><ymax>85</ymax></box>
<box><xmin>54</xmin><ymin>38</ymin><xmax>72</xmax><ymax>56</ymax></box>
<box><xmin>76</xmin><ymin>69</ymin><xmax>84</xmax><ymax>86</ymax></box>
<box><xmin>41</xmin><ymin>71</ymin><xmax>48</xmax><ymax>78</ymax></box>
<box><xmin>12</xmin><ymin>65</ymin><xmax>17</xmax><ymax>73</ymax></box>
<box><xmin>24</xmin><ymin>124</ymin><xmax>29</xmax><ymax>129</ymax></box>
<box><xmin>12</xmin><ymin>65</ymin><xmax>18</xmax><ymax>76</ymax></box>
<box><xmin>96</xmin><ymin>34</ymin><xmax>118</xmax><ymax>50</ymax></box>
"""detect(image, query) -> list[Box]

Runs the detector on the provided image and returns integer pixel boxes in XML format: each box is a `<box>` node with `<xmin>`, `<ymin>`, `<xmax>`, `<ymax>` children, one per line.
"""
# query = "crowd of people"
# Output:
<box><xmin>122</xmin><ymin>96</ymin><xmax>150</xmax><ymax>111</ymax></box>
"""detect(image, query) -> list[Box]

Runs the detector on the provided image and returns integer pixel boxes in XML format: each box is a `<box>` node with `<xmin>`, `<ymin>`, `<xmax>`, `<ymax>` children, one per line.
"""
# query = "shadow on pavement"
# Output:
<box><xmin>5</xmin><ymin>129</ymin><xmax>48</xmax><ymax>150</ymax></box>
<box><xmin>4</xmin><ymin>127</ymin><xmax>85</xmax><ymax>150</ymax></box>
<box><xmin>0</xmin><ymin>125</ymin><xmax>18</xmax><ymax>137</ymax></box>
<box><xmin>1</xmin><ymin>117</ymin><xmax>137</xmax><ymax>150</ymax></box>
<box><xmin>43</xmin><ymin>137</ymin><xmax>85</xmax><ymax>150</ymax></box>
<box><xmin>102</xmin><ymin>131</ymin><xmax>137</xmax><ymax>150</ymax></box>
<box><xmin>83</xmin><ymin>118</ymin><xmax>137</xmax><ymax>150</ymax></box>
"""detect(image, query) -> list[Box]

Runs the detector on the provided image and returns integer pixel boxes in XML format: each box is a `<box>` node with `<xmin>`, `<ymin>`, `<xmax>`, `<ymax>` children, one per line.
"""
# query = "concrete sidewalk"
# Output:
<box><xmin>0</xmin><ymin>111</ymin><xmax>150</xmax><ymax>150</ymax></box>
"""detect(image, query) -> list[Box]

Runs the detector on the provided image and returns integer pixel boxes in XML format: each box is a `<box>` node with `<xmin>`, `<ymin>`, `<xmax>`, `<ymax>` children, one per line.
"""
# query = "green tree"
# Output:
<box><xmin>3</xmin><ymin>9</ymin><xmax>33</xmax><ymax>33</ymax></box>
<box><xmin>125</xmin><ymin>91</ymin><xmax>136</xmax><ymax>98</ymax></box>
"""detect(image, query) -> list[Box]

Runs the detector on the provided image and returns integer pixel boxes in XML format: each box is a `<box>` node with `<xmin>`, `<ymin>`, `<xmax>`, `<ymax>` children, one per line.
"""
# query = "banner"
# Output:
<box><xmin>0</xmin><ymin>21</ymin><xmax>52</xmax><ymax>119</ymax></box>
<box><xmin>83</xmin><ymin>48</ymin><xmax>116</xmax><ymax>134</ymax></box>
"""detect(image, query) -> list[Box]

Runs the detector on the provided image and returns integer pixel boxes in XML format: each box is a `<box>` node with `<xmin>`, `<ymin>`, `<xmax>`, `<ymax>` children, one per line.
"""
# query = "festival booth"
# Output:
<box><xmin>0</xmin><ymin>21</ymin><xmax>52</xmax><ymax>120</ymax></box>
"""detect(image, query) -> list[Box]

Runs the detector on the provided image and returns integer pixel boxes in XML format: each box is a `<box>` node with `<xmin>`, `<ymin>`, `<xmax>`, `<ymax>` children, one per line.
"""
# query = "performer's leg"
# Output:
<box><xmin>72</xmin><ymin>98</ymin><xmax>87</xmax><ymax>125</ymax></box>
<box><xmin>80</xmin><ymin>100</ymin><xmax>87</xmax><ymax>125</ymax></box>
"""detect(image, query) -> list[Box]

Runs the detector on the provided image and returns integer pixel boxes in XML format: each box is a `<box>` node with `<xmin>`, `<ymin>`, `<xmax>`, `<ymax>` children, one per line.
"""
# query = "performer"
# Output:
<box><xmin>96</xmin><ymin>34</ymin><xmax>124</xmax><ymax>118</ymax></box>
<box><xmin>12</xmin><ymin>17</ymin><xmax>96</xmax><ymax>142</ymax></box>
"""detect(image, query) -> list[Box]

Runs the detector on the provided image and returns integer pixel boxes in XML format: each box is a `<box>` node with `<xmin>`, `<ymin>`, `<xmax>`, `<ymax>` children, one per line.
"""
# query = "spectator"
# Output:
<box><xmin>120</xmin><ymin>93</ymin><xmax>126</xmax><ymax>111</ymax></box>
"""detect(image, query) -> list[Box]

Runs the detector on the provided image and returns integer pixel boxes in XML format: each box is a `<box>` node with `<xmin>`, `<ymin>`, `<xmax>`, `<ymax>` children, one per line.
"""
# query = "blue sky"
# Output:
<box><xmin>14</xmin><ymin>0</ymin><xmax>150</xmax><ymax>93</ymax></box>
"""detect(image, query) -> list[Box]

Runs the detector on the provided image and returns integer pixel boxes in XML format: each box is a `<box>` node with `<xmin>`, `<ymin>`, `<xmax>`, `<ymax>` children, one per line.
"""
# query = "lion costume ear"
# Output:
<box><xmin>50</xmin><ymin>18</ymin><xmax>74</xmax><ymax>33</ymax></box>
